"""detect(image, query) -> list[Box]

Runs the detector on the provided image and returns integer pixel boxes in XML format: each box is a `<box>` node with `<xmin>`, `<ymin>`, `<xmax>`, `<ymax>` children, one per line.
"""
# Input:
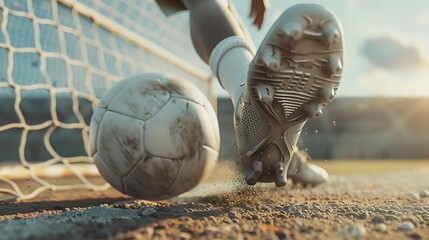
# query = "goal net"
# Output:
<box><xmin>0</xmin><ymin>0</ymin><xmax>214</xmax><ymax>200</ymax></box>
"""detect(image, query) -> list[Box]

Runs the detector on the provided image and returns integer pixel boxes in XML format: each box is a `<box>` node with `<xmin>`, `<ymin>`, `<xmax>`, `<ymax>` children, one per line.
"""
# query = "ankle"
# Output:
<box><xmin>209</xmin><ymin>36</ymin><xmax>253</xmax><ymax>77</ymax></box>
<box><xmin>209</xmin><ymin>36</ymin><xmax>254</xmax><ymax>108</ymax></box>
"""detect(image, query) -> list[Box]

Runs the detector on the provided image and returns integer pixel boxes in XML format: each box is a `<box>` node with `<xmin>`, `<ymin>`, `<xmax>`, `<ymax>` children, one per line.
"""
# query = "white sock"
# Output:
<box><xmin>209</xmin><ymin>36</ymin><xmax>254</xmax><ymax>108</ymax></box>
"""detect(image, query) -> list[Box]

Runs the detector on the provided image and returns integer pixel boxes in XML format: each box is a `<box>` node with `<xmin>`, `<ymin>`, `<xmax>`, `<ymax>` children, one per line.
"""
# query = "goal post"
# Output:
<box><xmin>0</xmin><ymin>0</ymin><xmax>215</xmax><ymax>201</ymax></box>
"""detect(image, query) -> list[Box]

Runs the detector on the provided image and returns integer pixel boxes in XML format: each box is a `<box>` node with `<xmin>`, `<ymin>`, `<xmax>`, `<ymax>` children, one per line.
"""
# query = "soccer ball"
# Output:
<box><xmin>89</xmin><ymin>73</ymin><xmax>220</xmax><ymax>200</ymax></box>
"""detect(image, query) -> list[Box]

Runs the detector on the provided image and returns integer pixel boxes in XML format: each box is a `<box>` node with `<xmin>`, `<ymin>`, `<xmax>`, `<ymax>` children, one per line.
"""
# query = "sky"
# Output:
<box><xmin>227</xmin><ymin>0</ymin><xmax>429</xmax><ymax>97</ymax></box>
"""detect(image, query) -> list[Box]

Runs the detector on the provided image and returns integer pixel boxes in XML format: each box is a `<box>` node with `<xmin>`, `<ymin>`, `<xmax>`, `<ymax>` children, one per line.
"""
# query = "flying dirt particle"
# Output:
<box><xmin>190</xmin><ymin>184</ymin><xmax>267</xmax><ymax>207</ymax></box>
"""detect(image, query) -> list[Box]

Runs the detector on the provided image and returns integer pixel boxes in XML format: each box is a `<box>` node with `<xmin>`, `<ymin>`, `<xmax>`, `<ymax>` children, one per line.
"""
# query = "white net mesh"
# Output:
<box><xmin>0</xmin><ymin>0</ymin><xmax>213</xmax><ymax>200</ymax></box>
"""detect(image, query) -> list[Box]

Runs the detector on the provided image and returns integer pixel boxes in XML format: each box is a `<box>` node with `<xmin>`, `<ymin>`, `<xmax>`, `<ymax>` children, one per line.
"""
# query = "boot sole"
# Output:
<box><xmin>240</xmin><ymin>3</ymin><xmax>344</xmax><ymax>186</ymax></box>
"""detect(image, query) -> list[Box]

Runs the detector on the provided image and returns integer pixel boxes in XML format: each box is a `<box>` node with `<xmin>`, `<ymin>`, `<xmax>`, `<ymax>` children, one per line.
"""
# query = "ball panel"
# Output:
<box><xmin>199</xmin><ymin>145</ymin><xmax>219</xmax><ymax>181</ymax></box>
<box><xmin>202</xmin><ymin>97</ymin><xmax>221</xmax><ymax>151</ymax></box>
<box><xmin>161</xmin><ymin>75</ymin><xmax>207</xmax><ymax>106</ymax></box>
<box><xmin>91</xmin><ymin>72</ymin><xmax>221</xmax><ymax>200</ymax></box>
<box><xmin>94</xmin><ymin>153</ymin><xmax>124</xmax><ymax>193</ymax></box>
<box><xmin>144</xmin><ymin>98</ymin><xmax>213</xmax><ymax>159</ymax></box>
<box><xmin>187</xmin><ymin>99</ymin><xmax>220</xmax><ymax>150</ymax></box>
<box><xmin>123</xmin><ymin>156</ymin><xmax>182</xmax><ymax>200</ymax></box>
<box><xmin>97</xmin><ymin>111</ymin><xmax>146</xmax><ymax>177</ymax></box>
<box><xmin>107</xmin><ymin>78</ymin><xmax>170</xmax><ymax>121</ymax></box>
<box><xmin>98</xmin><ymin>77</ymin><xmax>132</xmax><ymax>109</ymax></box>
<box><xmin>168</xmin><ymin>145</ymin><xmax>218</xmax><ymax>197</ymax></box>
<box><xmin>162</xmin><ymin>74</ymin><xmax>220</xmax><ymax>150</ymax></box>
<box><xmin>89</xmin><ymin>107</ymin><xmax>106</xmax><ymax>156</ymax></box>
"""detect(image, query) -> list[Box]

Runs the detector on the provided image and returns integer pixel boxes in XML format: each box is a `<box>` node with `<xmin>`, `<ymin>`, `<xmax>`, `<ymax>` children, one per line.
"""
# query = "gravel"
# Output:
<box><xmin>371</xmin><ymin>215</ymin><xmax>385</xmax><ymax>224</ymax></box>
<box><xmin>345</xmin><ymin>223</ymin><xmax>367</xmax><ymax>239</ymax></box>
<box><xmin>0</xmin><ymin>168</ymin><xmax>428</xmax><ymax>239</ymax></box>
<box><xmin>374</xmin><ymin>223</ymin><xmax>388</xmax><ymax>233</ymax></box>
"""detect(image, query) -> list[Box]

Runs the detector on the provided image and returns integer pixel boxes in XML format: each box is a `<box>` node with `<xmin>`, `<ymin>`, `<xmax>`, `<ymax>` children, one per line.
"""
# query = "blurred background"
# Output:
<box><xmin>215</xmin><ymin>0</ymin><xmax>429</xmax><ymax>160</ymax></box>
<box><xmin>218</xmin><ymin>97</ymin><xmax>429</xmax><ymax>160</ymax></box>
<box><xmin>233</xmin><ymin>0</ymin><xmax>429</xmax><ymax>98</ymax></box>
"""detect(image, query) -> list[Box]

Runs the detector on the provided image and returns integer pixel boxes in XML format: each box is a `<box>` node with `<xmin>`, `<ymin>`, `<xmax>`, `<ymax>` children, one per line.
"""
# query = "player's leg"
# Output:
<box><xmin>181</xmin><ymin>0</ymin><xmax>246</xmax><ymax>63</ymax></box>
<box><xmin>181</xmin><ymin>0</ymin><xmax>252</xmax><ymax>109</ymax></box>
<box><xmin>157</xmin><ymin>0</ymin><xmax>342</xmax><ymax>186</ymax></box>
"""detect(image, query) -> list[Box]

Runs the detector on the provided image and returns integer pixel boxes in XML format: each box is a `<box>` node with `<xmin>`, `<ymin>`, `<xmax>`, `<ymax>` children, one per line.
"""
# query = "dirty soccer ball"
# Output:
<box><xmin>89</xmin><ymin>73</ymin><xmax>220</xmax><ymax>200</ymax></box>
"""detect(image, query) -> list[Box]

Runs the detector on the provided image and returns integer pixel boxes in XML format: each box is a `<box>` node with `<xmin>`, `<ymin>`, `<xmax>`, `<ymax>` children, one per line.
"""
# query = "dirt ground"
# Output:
<box><xmin>1</xmin><ymin>160</ymin><xmax>428</xmax><ymax>240</ymax></box>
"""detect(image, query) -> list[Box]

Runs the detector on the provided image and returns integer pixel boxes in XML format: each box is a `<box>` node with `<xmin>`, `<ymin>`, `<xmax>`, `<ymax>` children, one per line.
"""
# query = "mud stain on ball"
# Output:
<box><xmin>124</xmin><ymin>100</ymin><xmax>141</xmax><ymax>119</ymax></box>
<box><xmin>124</xmin><ymin>136</ymin><xmax>139</xmax><ymax>151</ymax></box>
<box><xmin>138</xmin><ymin>79</ymin><xmax>184</xmax><ymax>97</ymax></box>
<box><xmin>125</xmin><ymin>156</ymin><xmax>181</xmax><ymax>200</ymax></box>
<box><xmin>137</xmin><ymin>79</ymin><xmax>166</xmax><ymax>96</ymax></box>
<box><xmin>118</xmin><ymin>135</ymin><xmax>142</xmax><ymax>165</ymax></box>
<box><xmin>169</xmin><ymin>109</ymin><xmax>203</xmax><ymax>158</ymax></box>
<box><xmin>163</xmin><ymin>81</ymin><xmax>185</xmax><ymax>95</ymax></box>
<box><xmin>103</xmin><ymin>121</ymin><xmax>145</xmax><ymax>176</ymax></box>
